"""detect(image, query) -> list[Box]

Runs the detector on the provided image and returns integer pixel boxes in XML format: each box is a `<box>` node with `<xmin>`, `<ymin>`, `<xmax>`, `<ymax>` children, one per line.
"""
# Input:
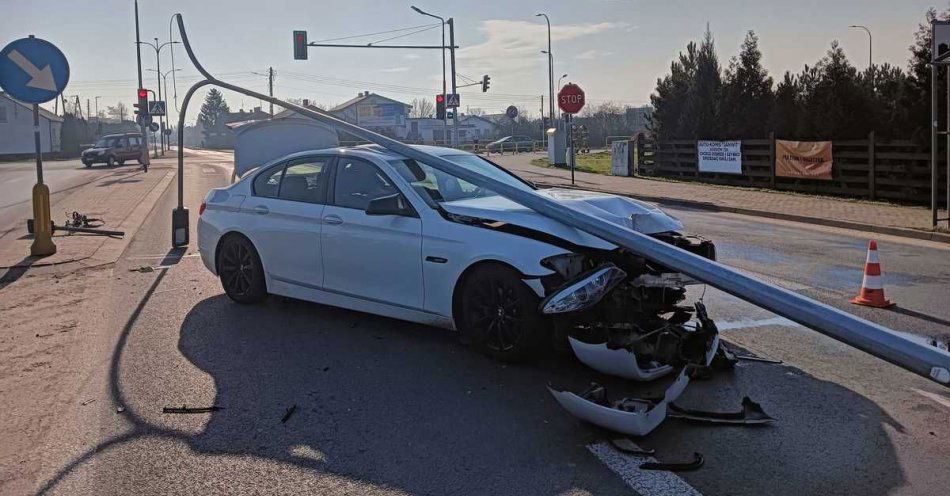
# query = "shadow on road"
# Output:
<box><xmin>33</xmin><ymin>281</ymin><xmax>909</xmax><ymax>495</ymax></box>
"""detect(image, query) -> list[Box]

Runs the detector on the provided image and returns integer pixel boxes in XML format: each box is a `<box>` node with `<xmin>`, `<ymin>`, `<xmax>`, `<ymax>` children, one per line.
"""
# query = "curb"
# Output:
<box><xmin>529</xmin><ymin>180</ymin><xmax>950</xmax><ymax>245</ymax></box>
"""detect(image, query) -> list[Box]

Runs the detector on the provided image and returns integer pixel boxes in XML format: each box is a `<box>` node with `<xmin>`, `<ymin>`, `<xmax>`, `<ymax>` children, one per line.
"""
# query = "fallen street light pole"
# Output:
<box><xmin>171</xmin><ymin>14</ymin><xmax>950</xmax><ymax>387</ymax></box>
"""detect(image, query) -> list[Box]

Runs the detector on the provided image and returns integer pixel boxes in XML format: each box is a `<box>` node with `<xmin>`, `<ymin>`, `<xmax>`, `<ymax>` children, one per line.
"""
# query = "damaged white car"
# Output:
<box><xmin>198</xmin><ymin>145</ymin><xmax>722</xmax><ymax>433</ymax></box>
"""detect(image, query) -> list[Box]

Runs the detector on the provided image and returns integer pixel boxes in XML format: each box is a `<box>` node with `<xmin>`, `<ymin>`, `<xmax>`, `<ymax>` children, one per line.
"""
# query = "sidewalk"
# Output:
<box><xmin>491</xmin><ymin>152</ymin><xmax>950</xmax><ymax>243</ymax></box>
<box><xmin>0</xmin><ymin>162</ymin><xmax>176</xmax><ymax>271</ymax></box>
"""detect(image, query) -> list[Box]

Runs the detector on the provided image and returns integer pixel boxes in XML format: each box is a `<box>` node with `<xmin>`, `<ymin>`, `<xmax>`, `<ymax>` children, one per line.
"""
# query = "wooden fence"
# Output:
<box><xmin>636</xmin><ymin>133</ymin><xmax>948</xmax><ymax>205</ymax></box>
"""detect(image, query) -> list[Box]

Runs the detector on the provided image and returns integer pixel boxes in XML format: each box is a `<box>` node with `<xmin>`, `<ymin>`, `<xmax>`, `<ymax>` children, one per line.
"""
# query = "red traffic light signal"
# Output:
<box><xmin>435</xmin><ymin>94</ymin><xmax>446</xmax><ymax>119</ymax></box>
<box><xmin>293</xmin><ymin>30</ymin><xmax>308</xmax><ymax>60</ymax></box>
<box><xmin>138</xmin><ymin>88</ymin><xmax>148</xmax><ymax>99</ymax></box>
<box><xmin>436</xmin><ymin>94</ymin><xmax>445</xmax><ymax>104</ymax></box>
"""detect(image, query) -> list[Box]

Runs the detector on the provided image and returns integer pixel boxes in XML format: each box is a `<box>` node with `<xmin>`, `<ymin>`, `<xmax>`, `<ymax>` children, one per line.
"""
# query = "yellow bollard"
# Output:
<box><xmin>30</xmin><ymin>182</ymin><xmax>56</xmax><ymax>256</ymax></box>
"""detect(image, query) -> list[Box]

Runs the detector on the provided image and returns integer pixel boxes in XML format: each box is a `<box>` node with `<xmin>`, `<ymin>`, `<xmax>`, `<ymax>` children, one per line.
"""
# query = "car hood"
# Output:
<box><xmin>83</xmin><ymin>148</ymin><xmax>107</xmax><ymax>154</ymax></box>
<box><xmin>440</xmin><ymin>188</ymin><xmax>683</xmax><ymax>249</ymax></box>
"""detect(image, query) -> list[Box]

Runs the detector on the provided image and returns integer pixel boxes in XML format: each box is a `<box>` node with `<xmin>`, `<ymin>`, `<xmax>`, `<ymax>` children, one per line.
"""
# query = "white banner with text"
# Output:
<box><xmin>697</xmin><ymin>140</ymin><xmax>742</xmax><ymax>174</ymax></box>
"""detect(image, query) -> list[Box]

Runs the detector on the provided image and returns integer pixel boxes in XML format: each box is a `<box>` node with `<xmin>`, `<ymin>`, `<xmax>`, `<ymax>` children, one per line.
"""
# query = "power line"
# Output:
<box><xmin>313</xmin><ymin>23</ymin><xmax>440</xmax><ymax>43</ymax></box>
<box><xmin>369</xmin><ymin>24</ymin><xmax>440</xmax><ymax>45</ymax></box>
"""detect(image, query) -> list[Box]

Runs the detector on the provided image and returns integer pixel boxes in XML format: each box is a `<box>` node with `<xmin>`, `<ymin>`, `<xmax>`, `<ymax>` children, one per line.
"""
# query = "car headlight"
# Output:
<box><xmin>540</xmin><ymin>264</ymin><xmax>627</xmax><ymax>315</ymax></box>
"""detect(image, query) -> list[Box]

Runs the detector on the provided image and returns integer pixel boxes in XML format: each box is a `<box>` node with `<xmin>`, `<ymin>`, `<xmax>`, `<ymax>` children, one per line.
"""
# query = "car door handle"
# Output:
<box><xmin>251</xmin><ymin>205</ymin><xmax>269</xmax><ymax>215</ymax></box>
<box><xmin>323</xmin><ymin>215</ymin><xmax>343</xmax><ymax>225</ymax></box>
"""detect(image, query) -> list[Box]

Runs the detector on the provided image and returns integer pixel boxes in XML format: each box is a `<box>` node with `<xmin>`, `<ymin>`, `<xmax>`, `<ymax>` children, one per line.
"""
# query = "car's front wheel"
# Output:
<box><xmin>458</xmin><ymin>263</ymin><xmax>545</xmax><ymax>361</ymax></box>
<box><xmin>106</xmin><ymin>155</ymin><xmax>115</xmax><ymax>167</ymax></box>
<box><xmin>217</xmin><ymin>235</ymin><xmax>267</xmax><ymax>304</ymax></box>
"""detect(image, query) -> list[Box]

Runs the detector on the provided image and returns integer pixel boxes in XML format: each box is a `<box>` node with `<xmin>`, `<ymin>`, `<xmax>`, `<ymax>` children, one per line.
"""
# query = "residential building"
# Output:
<box><xmin>0</xmin><ymin>92</ymin><xmax>63</xmax><ymax>155</ymax></box>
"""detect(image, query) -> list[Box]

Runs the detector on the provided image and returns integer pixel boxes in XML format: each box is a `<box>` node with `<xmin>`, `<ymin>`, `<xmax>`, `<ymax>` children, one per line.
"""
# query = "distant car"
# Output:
<box><xmin>486</xmin><ymin>136</ymin><xmax>534</xmax><ymax>153</ymax></box>
<box><xmin>81</xmin><ymin>133</ymin><xmax>145</xmax><ymax>167</ymax></box>
<box><xmin>197</xmin><ymin>145</ymin><xmax>717</xmax><ymax>365</ymax></box>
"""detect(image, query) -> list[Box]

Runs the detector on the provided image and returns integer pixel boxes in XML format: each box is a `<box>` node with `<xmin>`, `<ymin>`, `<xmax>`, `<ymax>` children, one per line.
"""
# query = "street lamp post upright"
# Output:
<box><xmin>148</xmin><ymin>68</ymin><xmax>181</xmax><ymax>150</ymax></box>
<box><xmin>558</xmin><ymin>73</ymin><xmax>568</xmax><ymax>90</ymax></box>
<box><xmin>138</xmin><ymin>38</ymin><xmax>179</xmax><ymax>155</ymax></box>
<box><xmin>411</xmin><ymin>6</ymin><xmax>447</xmax><ymax>145</ymax></box>
<box><xmin>849</xmin><ymin>25</ymin><xmax>872</xmax><ymax>69</ymax></box>
<box><xmin>536</xmin><ymin>14</ymin><xmax>554</xmax><ymax>122</ymax></box>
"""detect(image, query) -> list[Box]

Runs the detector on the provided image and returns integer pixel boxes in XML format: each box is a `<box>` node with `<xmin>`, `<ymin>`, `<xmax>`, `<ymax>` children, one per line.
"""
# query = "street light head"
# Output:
<box><xmin>561</xmin><ymin>74</ymin><xmax>568</xmax><ymax>78</ymax></box>
<box><xmin>411</xmin><ymin>6</ymin><xmax>423</xmax><ymax>13</ymax></box>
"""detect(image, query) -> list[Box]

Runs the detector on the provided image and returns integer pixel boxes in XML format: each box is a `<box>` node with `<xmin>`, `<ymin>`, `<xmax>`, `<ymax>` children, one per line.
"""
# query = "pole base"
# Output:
<box><xmin>172</xmin><ymin>207</ymin><xmax>190</xmax><ymax>247</ymax></box>
<box><xmin>30</xmin><ymin>183</ymin><xmax>56</xmax><ymax>257</ymax></box>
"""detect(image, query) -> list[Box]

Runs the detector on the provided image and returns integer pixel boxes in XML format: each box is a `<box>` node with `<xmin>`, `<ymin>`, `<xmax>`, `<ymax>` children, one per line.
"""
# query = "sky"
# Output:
<box><xmin>1</xmin><ymin>0</ymin><xmax>944</xmax><ymax>124</ymax></box>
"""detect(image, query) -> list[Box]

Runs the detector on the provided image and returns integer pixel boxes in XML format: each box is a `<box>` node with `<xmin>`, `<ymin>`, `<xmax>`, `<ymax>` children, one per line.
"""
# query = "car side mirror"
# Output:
<box><xmin>365</xmin><ymin>193</ymin><xmax>415</xmax><ymax>217</ymax></box>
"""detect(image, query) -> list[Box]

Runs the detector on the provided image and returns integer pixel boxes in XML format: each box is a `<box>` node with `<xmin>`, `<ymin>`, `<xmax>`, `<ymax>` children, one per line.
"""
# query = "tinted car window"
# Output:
<box><xmin>279</xmin><ymin>158</ymin><xmax>329</xmax><ymax>204</ymax></box>
<box><xmin>333</xmin><ymin>158</ymin><xmax>397</xmax><ymax>210</ymax></box>
<box><xmin>253</xmin><ymin>165</ymin><xmax>284</xmax><ymax>198</ymax></box>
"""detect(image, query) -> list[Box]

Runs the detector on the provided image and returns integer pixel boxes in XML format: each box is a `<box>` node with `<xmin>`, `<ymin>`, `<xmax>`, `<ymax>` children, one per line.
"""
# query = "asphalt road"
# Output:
<box><xmin>32</xmin><ymin>150</ymin><xmax>950</xmax><ymax>495</ymax></box>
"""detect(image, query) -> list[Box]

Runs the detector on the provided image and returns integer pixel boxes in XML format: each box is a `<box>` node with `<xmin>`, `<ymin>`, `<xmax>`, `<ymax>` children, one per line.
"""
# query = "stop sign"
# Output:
<box><xmin>558</xmin><ymin>83</ymin><xmax>585</xmax><ymax>114</ymax></box>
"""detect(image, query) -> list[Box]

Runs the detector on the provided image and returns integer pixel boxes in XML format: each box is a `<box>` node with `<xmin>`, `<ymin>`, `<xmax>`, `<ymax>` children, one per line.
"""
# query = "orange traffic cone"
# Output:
<box><xmin>851</xmin><ymin>240</ymin><xmax>894</xmax><ymax>308</ymax></box>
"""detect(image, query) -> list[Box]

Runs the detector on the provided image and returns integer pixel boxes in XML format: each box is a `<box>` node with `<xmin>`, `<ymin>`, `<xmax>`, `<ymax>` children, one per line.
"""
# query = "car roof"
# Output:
<box><xmin>266</xmin><ymin>144</ymin><xmax>472</xmax><ymax>164</ymax></box>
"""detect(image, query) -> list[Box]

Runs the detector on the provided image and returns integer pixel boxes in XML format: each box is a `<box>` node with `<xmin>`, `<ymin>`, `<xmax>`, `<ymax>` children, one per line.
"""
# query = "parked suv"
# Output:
<box><xmin>81</xmin><ymin>133</ymin><xmax>145</xmax><ymax>167</ymax></box>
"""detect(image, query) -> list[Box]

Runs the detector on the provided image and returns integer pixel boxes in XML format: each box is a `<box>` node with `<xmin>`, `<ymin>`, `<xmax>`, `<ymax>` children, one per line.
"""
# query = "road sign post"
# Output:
<box><xmin>0</xmin><ymin>35</ymin><xmax>69</xmax><ymax>257</ymax></box>
<box><xmin>558</xmin><ymin>83</ymin><xmax>586</xmax><ymax>185</ymax></box>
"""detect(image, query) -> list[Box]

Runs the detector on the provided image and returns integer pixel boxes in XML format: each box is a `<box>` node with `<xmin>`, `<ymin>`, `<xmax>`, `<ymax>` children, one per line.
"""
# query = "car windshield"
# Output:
<box><xmin>94</xmin><ymin>137</ymin><xmax>116</xmax><ymax>147</ymax></box>
<box><xmin>389</xmin><ymin>154</ymin><xmax>534</xmax><ymax>204</ymax></box>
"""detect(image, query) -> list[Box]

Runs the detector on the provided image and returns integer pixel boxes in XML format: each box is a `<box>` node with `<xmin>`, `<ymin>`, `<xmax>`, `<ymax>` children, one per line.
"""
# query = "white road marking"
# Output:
<box><xmin>913</xmin><ymin>388</ymin><xmax>950</xmax><ymax>410</ymax></box>
<box><xmin>587</xmin><ymin>442</ymin><xmax>702</xmax><ymax>496</ymax></box>
<box><xmin>716</xmin><ymin>316</ymin><xmax>801</xmax><ymax>332</ymax></box>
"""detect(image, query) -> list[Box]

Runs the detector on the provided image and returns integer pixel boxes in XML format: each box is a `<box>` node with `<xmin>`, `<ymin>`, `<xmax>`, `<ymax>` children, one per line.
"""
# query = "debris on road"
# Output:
<box><xmin>162</xmin><ymin>405</ymin><xmax>222</xmax><ymax>414</ymax></box>
<box><xmin>609</xmin><ymin>437</ymin><xmax>655</xmax><ymax>456</ymax></box>
<box><xmin>129</xmin><ymin>266</ymin><xmax>154</xmax><ymax>273</ymax></box>
<box><xmin>735</xmin><ymin>354</ymin><xmax>783</xmax><ymax>364</ymax></box>
<box><xmin>668</xmin><ymin>396</ymin><xmax>776</xmax><ymax>425</ymax></box>
<box><xmin>639</xmin><ymin>452</ymin><xmax>704</xmax><ymax>472</ymax></box>
<box><xmin>281</xmin><ymin>404</ymin><xmax>297</xmax><ymax>423</ymax></box>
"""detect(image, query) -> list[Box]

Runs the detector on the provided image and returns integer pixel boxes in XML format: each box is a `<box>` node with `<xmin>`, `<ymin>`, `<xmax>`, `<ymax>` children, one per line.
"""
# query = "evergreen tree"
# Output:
<box><xmin>770</xmin><ymin>71</ymin><xmax>800</xmax><ymax>137</ymax></box>
<box><xmin>648</xmin><ymin>42</ymin><xmax>697</xmax><ymax>139</ymax></box>
<box><xmin>721</xmin><ymin>31</ymin><xmax>774</xmax><ymax>138</ymax></box>
<box><xmin>799</xmin><ymin>41</ymin><xmax>872</xmax><ymax>139</ymax></box>
<box><xmin>679</xmin><ymin>26</ymin><xmax>722</xmax><ymax>139</ymax></box>
<box><xmin>197</xmin><ymin>89</ymin><xmax>231</xmax><ymax>145</ymax></box>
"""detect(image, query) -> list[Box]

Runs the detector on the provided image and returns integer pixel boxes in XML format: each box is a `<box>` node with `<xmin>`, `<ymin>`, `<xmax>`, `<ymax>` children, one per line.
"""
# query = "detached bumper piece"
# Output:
<box><xmin>668</xmin><ymin>396</ymin><xmax>776</xmax><ymax>425</ymax></box>
<box><xmin>548</xmin><ymin>333</ymin><xmax>720</xmax><ymax>436</ymax></box>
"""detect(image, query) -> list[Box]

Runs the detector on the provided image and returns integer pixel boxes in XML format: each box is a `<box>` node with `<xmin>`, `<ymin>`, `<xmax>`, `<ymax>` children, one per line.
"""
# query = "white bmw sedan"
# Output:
<box><xmin>198</xmin><ymin>145</ymin><xmax>717</xmax><ymax>363</ymax></box>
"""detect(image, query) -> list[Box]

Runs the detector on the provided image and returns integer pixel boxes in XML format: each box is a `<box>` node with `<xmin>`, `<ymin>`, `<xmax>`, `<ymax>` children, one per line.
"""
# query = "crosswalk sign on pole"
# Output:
<box><xmin>148</xmin><ymin>100</ymin><xmax>167</xmax><ymax>116</ymax></box>
<box><xmin>446</xmin><ymin>93</ymin><xmax>460</xmax><ymax>108</ymax></box>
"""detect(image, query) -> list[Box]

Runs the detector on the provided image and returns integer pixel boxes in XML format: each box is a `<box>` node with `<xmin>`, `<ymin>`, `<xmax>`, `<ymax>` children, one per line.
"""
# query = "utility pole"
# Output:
<box><xmin>448</xmin><ymin>17</ymin><xmax>458</xmax><ymax>146</ymax></box>
<box><xmin>154</xmin><ymin>38</ymin><xmax>164</xmax><ymax>155</ymax></box>
<box><xmin>268</xmin><ymin>67</ymin><xmax>274</xmax><ymax>117</ymax></box>
<box><xmin>134</xmin><ymin>0</ymin><xmax>149</xmax><ymax>167</ymax></box>
<box><xmin>86</xmin><ymin>99</ymin><xmax>90</xmax><ymax>122</ymax></box>
<box><xmin>411</xmin><ymin>6</ymin><xmax>447</xmax><ymax>145</ymax></box>
<box><xmin>540</xmin><ymin>95</ymin><xmax>545</xmax><ymax>146</ymax></box>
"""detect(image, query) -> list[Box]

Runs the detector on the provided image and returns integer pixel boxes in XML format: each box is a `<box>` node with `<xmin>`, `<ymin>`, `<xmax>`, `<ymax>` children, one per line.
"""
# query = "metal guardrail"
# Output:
<box><xmin>172</xmin><ymin>14</ymin><xmax>950</xmax><ymax>387</ymax></box>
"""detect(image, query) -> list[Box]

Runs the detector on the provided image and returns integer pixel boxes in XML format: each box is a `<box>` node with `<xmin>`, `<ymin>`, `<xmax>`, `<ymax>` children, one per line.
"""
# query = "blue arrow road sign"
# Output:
<box><xmin>0</xmin><ymin>36</ymin><xmax>69</xmax><ymax>104</ymax></box>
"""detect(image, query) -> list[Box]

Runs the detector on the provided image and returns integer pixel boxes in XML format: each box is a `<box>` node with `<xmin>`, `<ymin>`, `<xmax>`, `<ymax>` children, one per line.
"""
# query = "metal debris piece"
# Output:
<box><xmin>735</xmin><ymin>354</ymin><xmax>783</xmax><ymax>364</ymax></box>
<box><xmin>115</xmin><ymin>406</ymin><xmax>125</xmax><ymax>413</ymax></box>
<box><xmin>281</xmin><ymin>404</ymin><xmax>297</xmax><ymax>423</ymax></box>
<box><xmin>162</xmin><ymin>405</ymin><xmax>222</xmax><ymax>414</ymax></box>
<box><xmin>668</xmin><ymin>396</ymin><xmax>776</xmax><ymax>425</ymax></box>
<box><xmin>65</xmin><ymin>211</ymin><xmax>103</xmax><ymax>228</ymax></box>
<box><xmin>609</xmin><ymin>437</ymin><xmax>655</xmax><ymax>456</ymax></box>
<box><xmin>639</xmin><ymin>452</ymin><xmax>704</xmax><ymax>472</ymax></box>
<box><xmin>130</xmin><ymin>266</ymin><xmax>155</xmax><ymax>273</ymax></box>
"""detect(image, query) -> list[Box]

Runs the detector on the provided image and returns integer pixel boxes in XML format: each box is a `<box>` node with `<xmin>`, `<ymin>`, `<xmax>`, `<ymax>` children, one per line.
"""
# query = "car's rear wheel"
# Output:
<box><xmin>217</xmin><ymin>235</ymin><xmax>267</xmax><ymax>304</ymax></box>
<box><xmin>82</xmin><ymin>160</ymin><xmax>92</xmax><ymax>168</ymax></box>
<box><xmin>458</xmin><ymin>263</ymin><xmax>545</xmax><ymax>361</ymax></box>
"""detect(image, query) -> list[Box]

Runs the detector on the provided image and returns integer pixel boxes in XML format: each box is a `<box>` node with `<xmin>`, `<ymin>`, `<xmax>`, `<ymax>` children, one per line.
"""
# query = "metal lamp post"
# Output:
<box><xmin>138</xmin><ymin>38</ymin><xmax>179</xmax><ymax>155</ymax></box>
<box><xmin>536</xmin><ymin>14</ymin><xmax>554</xmax><ymax>122</ymax></box>
<box><xmin>849</xmin><ymin>25</ymin><xmax>872</xmax><ymax>69</ymax></box>
<box><xmin>558</xmin><ymin>73</ymin><xmax>568</xmax><ymax>89</ymax></box>
<box><xmin>411</xmin><ymin>5</ymin><xmax>448</xmax><ymax>145</ymax></box>
<box><xmin>147</xmin><ymin>68</ymin><xmax>181</xmax><ymax>149</ymax></box>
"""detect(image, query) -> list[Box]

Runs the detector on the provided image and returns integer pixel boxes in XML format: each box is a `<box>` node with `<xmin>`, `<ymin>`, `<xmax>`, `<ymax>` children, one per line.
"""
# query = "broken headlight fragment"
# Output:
<box><xmin>540</xmin><ymin>264</ymin><xmax>627</xmax><ymax>315</ymax></box>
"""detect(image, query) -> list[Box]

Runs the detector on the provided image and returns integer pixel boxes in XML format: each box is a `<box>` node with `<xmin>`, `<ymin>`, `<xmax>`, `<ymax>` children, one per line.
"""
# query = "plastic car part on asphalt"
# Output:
<box><xmin>547</xmin><ymin>333</ymin><xmax>719</xmax><ymax>436</ymax></box>
<box><xmin>668</xmin><ymin>396</ymin><xmax>776</xmax><ymax>425</ymax></box>
<box><xmin>568</xmin><ymin>336</ymin><xmax>675</xmax><ymax>381</ymax></box>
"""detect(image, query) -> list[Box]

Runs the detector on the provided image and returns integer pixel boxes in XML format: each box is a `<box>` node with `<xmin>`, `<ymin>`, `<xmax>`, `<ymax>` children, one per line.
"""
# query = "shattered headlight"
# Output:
<box><xmin>540</xmin><ymin>264</ymin><xmax>627</xmax><ymax>315</ymax></box>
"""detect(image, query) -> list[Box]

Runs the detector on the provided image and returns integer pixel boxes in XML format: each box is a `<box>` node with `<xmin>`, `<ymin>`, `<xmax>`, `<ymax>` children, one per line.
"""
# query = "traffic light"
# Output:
<box><xmin>134</xmin><ymin>88</ymin><xmax>150</xmax><ymax>125</ymax></box>
<box><xmin>481</xmin><ymin>74</ymin><xmax>491</xmax><ymax>92</ymax></box>
<box><xmin>435</xmin><ymin>94</ymin><xmax>446</xmax><ymax>120</ymax></box>
<box><xmin>293</xmin><ymin>30</ymin><xmax>308</xmax><ymax>60</ymax></box>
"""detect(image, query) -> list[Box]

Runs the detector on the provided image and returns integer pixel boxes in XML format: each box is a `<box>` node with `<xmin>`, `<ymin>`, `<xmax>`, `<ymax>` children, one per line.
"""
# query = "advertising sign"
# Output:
<box><xmin>775</xmin><ymin>140</ymin><xmax>833</xmax><ymax>180</ymax></box>
<box><xmin>697</xmin><ymin>140</ymin><xmax>742</xmax><ymax>174</ymax></box>
<box><xmin>934</xmin><ymin>20</ymin><xmax>950</xmax><ymax>63</ymax></box>
<box><xmin>356</xmin><ymin>103</ymin><xmax>405</xmax><ymax>127</ymax></box>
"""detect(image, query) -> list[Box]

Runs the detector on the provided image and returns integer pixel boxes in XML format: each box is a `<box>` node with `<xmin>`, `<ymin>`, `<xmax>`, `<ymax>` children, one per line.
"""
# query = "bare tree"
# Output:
<box><xmin>410</xmin><ymin>98</ymin><xmax>434</xmax><ymax>118</ymax></box>
<box><xmin>467</xmin><ymin>107</ymin><xmax>486</xmax><ymax>116</ymax></box>
<box><xmin>105</xmin><ymin>102</ymin><xmax>129</xmax><ymax>122</ymax></box>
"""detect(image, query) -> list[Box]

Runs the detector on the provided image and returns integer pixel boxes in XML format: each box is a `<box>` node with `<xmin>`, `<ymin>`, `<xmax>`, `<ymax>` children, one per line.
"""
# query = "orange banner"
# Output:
<box><xmin>775</xmin><ymin>140</ymin><xmax>833</xmax><ymax>180</ymax></box>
